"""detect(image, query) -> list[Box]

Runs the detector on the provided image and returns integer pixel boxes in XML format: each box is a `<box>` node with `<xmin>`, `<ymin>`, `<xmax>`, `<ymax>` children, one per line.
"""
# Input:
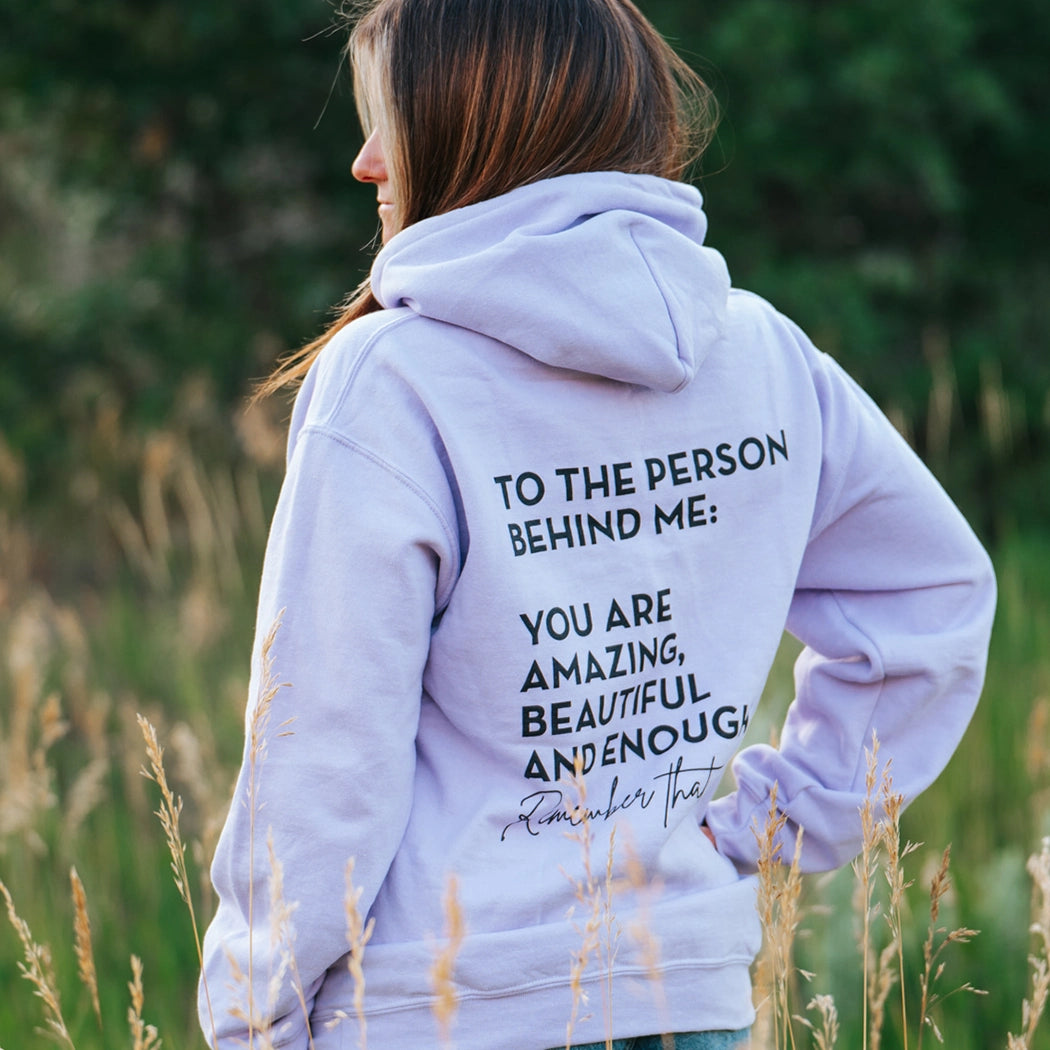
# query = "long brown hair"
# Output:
<box><xmin>257</xmin><ymin>0</ymin><xmax>717</xmax><ymax>398</ymax></box>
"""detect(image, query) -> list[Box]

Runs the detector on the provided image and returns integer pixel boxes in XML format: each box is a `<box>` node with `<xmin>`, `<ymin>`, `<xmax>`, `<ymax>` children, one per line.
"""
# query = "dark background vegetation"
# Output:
<box><xmin>0</xmin><ymin>2</ymin><xmax>1048</xmax><ymax>1048</ymax></box>
<box><xmin>2</xmin><ymin>0</ymin><xmax>1048</xmax><ymax>544</ymax></box>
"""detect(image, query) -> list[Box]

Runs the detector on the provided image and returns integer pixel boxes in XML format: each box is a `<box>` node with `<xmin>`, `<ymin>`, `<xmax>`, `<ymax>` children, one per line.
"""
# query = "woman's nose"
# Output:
<box><xmin>352</xmin><ymin>128</ymin><xmax>388</xmax><ymax>184</ymax></box>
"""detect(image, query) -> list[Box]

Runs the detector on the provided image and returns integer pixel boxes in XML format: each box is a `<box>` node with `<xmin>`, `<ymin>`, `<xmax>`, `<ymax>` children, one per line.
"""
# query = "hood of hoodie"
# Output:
<box><xmin>369</xmin><ymin>171</ymin><xmax>731</xmax><ymax>393</ymax></box>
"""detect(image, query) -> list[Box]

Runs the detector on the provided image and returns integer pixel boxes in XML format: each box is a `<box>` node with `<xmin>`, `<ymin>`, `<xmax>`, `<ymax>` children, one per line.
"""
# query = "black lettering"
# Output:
<box><xmin>555</xmin><ymin>466</ymin><xmax>579</xmax><ymax>500</ymax></box>
<box><xmin>606</xmin><ymin>643</ymin><xmax>628</xmax><ymax>678</ymax></box>
<box><xmin>553</xmin><ymin>746</ymin><xmax>587</xmax><ymax>780</ymax></box>
<box><xmin>516</xmin><ymin>472</ymin><xmax>545</xmax><ymax>506</ymax></box>
<box><xmin>621</xmin><ymin>728</ymin><xmax>645</xmax><ymax>763</ymax></box>
<box><xmin>525</xmin><ymin>518</ymin><xmax>547</xmax><ymax>553</ymax></box>
<box><xmin>570</xmin><ymin>603</ymin><xmax>593</xmax><ymax>637</ymax></box>
<box><xmin>691</xmin><ymin>447</ymin><xmax>715</xmax><ymax>479</ymax></box>
<box><xmin>583</xmin><ymin>464</ymin><xmax>610</xmax><ymax>499</ymax></box>
<box><xmin>686</xmin><ymin>494</ymin><xmax>708</xmax><ymax>527</ymax></box>
<box><xmin>714</xmin><ymin>705</ymin><xmax>744</xmax><ymax>738</ymax></box>
<box><xmin>552</xmin><ymin>654</ymin><xmax>582</xmax><ymax>689</ymax></box>
<box><xmin>668</xmin><ymin>451</ymin><xmax>691</xmax><ymax>485</ymax></box>
<box><xmin>640</xmin><ymin>679</ymin><xmax>657</xmax><ymax>713</ymax></box>
<box><xmin>546</xmin><ymin>607</ymin><xmax>570</xmax><ymax>640</ymax></box>
<box><xmin>653</xmin><ymin>755</ymin><xmax>724</xmax><ymax>828</ymax></box>
<box><xmin>654</xmin><ymin>500</ymin><xmax>683</xmax><ymax>534</ymax></box>
<box><xmin>659</xmin><ymin>632</ymin><xmax>678</xmax><ymax>664</ymax></box>
<box><xmin>524</xmin><ymin>752</ymin><xmax>550</xmax><ymax>781</ymax></box>
<box><xmin>768</xmin><ymin>430</ymin><xmax>788</xmax><ymax>463</ymax></box>
<box><xmin>520</xmin><ymin>661</ymin><xmax>549</xmax><ymax>692</ymax></box>
<box><xmin>494</xmin><ymin>474</ymin><xmax>514</xmax><ymax>509</ymax></box>
<box><xmin>716</xmin><ymin>443</ymin><xmax>737</xmax><ymax>476</ymax></box>
<box><xmin>509</xmin><ymin>523</ymin><xmax>527</xmax><ymax>556</ymax></box>
<box><xmin>739</xmin><ymin>437</ymin><xmax>766</xmax><ymax>470</ymax></box>
<box><xmin>522</xmin><ymin>706</ymin><xmax>547</xmax><ymax>736</ymax></box>
<box><xmin>637</xmin><ymin>637</ymin><xmax>659</xmax><ymax>673</ymax></box>
<box><xmin>681</xmin><ymin>711</ymin><xmax>709</xmax><ymax>742</ymax></box>
<box><xmin>606</xmin><ymin>599</ymin><xmax>630</xmax><ymax>630</ymax></box>
<box><xmin>618</xmin><ymin>508</ymin><xmax>641</xmax><ymax>539</ymax></box>
<box><xmin>648</xmin><ymin>724</ymin><xmax>679</xmax><ymax>755</ymax></box>
<box><xmin>551</xmin><ymin>701</ymin><xmax>573</xmax><ymax>734</ymax></box>
<box><xmin>546</xmin><ymin>516</ymin><xmax>575</xmax><ymax>550</ymax></box>
<box><xmin>613</xmin><ymin>462</ymin><xmax>635</xmax><ymax>495</ymax></box>
<box><xmin>587</xmin><ymin>511</ymin><xmax>615</xmax><ymax>543</ymax></box>
<box><xmin>645</xmin><ymin>457</ymin><xmax>666</xmax><ymax>490</ymax></box>
<box><xmin>576</xmin><ymin>700</ymin><xmax>597</xmax><ymax>731</ymax></box>
<box><xmin>520</xmin><ymin>610</ymin><xmax>543</xmax><ymax>645</ymax></box>
<box><xmin>584</xmin><ymin>652</ymin><xmax>607</xmax><ymax>683</ymax></box>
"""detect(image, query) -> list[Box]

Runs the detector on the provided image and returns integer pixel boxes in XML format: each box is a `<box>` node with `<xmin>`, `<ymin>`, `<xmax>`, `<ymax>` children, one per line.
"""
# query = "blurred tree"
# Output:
<box><xmin>666</xmin><ymin>0</ymin><xmax>1049</xmax><ymax>535</ymax></box>
<box><xmin>0</xmin><ymin>0</ymin><xmax>1047</xmax><ymax>533</ymax></box>
<box><xmin>0</xmin><ymin>0</ymin><xmax>376</xmax><ymax>423</ymax></box>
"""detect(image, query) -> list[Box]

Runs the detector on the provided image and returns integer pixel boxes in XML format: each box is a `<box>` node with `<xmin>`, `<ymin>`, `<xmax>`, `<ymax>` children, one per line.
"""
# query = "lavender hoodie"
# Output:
<box><xmin>199</xmin><ymin>172</ymin><xmax>995</xmax><ymax>1049</ymax></box>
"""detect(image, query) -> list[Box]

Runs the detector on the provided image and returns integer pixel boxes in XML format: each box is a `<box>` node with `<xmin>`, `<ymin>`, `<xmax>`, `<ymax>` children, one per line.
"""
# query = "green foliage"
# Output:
<box><xmin>2</xmin><ymin>0</ymin><xmax>1048</xmax><ymax>532</ymax></box>
<box><xmin>0</xmin><ymin>0</ymin><xmax>373</xmax><ymax>474</ymax></box>
<box><xmin>0</xmin><ymin>6</ymin><xmax>1048</xmax><ymax>1041</ymax></box>
<box><xmin>750</xmin><ymin>533</ymin><xmax>1050</xmax><ymax>1049</ymax></box>
<box><xmin>1</xmin><ymin>509</ymin><xmax>1048</xmax><ymax>1048</ymax></box>
<box><xmin>661</xmin><ymin>0</ymin><xmax>1050</xmax><ymax>537</ymax></box>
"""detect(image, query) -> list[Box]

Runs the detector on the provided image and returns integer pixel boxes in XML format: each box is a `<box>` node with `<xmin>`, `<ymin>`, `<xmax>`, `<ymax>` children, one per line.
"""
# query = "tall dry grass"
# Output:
<box><xmin>1</xmin><ymin>380</ymin><xmax>1049</xmax><ymax>1048</ymax></box>
<box><xmin>0</xmin><ymin>382</ymin><xmax>279</xmax><ymax>1045</ymax></box>
<box><xmin>1008</xmin><ymin>839</ymin><xmax>1050</xmax><ymax>1050</ymax></box>
<box><xmin>0</xmin><ymin>876</ymin><xmax>75</xmax><ymax>1049</ymax></box>
<box><xmin>749</xmin><ymin>737</ymin><xmax>996</xmax><ymax>1050</ymax></box>
<box><xmin>753</xmin><ymin>782</ymin><xmax>806</xmax><ymax>1050</ymax></box>
<box><xmin>334</xmin><ymin>858</ymin><xmax>375</xmax><ymax>1049</ymax></box>
<box><xmin>562</xmin><ymin>760</ymin><xmax>622</xmax><ymax>1050</ymax></box>
<box><xmin>429</xmin><ymin>875</ymin><xmax>467</xmax><ymax>1050</ymax></box>
<box><xmin>2</xmin><ymin>634</ymin><xmax>1050</xmax><ymax>1049</ymax></box>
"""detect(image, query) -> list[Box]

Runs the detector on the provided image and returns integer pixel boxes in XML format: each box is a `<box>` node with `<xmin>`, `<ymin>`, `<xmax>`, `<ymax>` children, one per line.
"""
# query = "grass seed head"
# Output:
<box><xmin>340</xmin><ymin>857</ymin><xmax>376</xmax><ymax>1049</ymax></box>
<box><xmin>1008</xmin><ymin>838</ymin><xmax>1050</xmax><ymax>1048</ymax></box>
<box><xmin>128</xmin><ymin>954</ymin><xmax>162</xmax><ymax>1050</ymax></box>
<box><xmin>0</xmin><ymin>877</ymin><xmax>74</xmax><ymax>1050</ymax></box>
<box><xmin>70</xmin><ymin>866</ymin><xmax>101</xmax><ymax>1027</ymax></box>
<box><xmin>429</xmin><ymin>874</ymin><xmax>466</xmax><ymax>1049</ymax></box>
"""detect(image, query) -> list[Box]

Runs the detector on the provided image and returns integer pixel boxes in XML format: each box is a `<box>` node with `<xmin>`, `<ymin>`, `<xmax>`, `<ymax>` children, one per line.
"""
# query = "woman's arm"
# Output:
<box><xmin>198</xmin><ymin>423</ymin><xmax>457</xmax><ymax>1048</ymax></box>
<box><xmin>705</xmin><ymin>342</ymin><xmax>996</xmax><ymax>873</ymax></box>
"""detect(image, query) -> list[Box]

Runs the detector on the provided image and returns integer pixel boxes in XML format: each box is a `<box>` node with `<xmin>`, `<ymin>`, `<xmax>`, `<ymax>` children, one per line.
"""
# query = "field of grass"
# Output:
<box><xmin>0</xmin><ymin>386</ymin><xmax>1048</xmax><ymax>1049</ymax></box>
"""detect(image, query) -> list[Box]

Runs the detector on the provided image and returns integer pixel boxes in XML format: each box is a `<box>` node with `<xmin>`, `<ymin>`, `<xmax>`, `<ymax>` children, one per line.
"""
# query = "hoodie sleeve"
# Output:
<box><xmin>198</xmin><ymin>420</ymin><xmax>458</xmax><ymax>1049</ymax></box>
<box><xmin>704</xmin><ymin>337</ymin><xmax>996</xmax><ymax>873</ymax></box>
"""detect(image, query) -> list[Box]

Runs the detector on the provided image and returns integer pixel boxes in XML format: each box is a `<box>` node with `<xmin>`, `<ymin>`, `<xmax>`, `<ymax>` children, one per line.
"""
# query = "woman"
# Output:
<box><xmin>199</xmin><ymin>1</ymin><xmax>996</xmax><ymax>1048</ymax></box>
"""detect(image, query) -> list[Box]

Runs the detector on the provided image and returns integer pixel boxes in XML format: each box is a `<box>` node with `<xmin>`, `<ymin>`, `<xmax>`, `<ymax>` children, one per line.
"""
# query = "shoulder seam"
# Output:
<box><xmin>297</xmin><ymin>422</ymin><xmax>460</xmax><ymax>609</ymax></box>
<box><xmin>326</xmin><ymin>308</ymin><xmax>421</xmax><ymax>421</ymax></box>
